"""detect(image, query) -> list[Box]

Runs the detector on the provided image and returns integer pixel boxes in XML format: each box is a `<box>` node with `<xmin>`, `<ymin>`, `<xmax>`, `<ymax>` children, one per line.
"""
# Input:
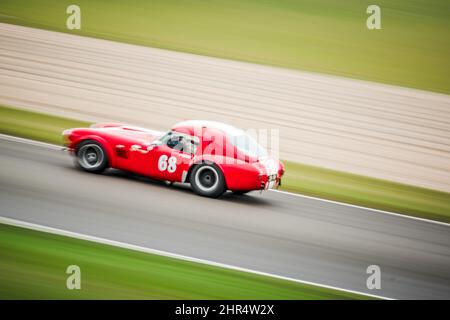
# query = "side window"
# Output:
<box><xmin>183</xmin><ymin>138</ymin><xmax>199</xmax><ymax>155</ymax></box>
<box><xmin>160</xmin><ymin>131</ymin><xmax>198</xmax><ymax>155</ymax></box>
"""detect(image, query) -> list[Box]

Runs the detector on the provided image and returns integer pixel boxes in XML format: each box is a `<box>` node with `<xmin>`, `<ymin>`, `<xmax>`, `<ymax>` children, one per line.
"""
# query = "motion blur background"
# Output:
<box><xmin>2</xmin><ymin>0</ymin><xmax>449</xmax><ymax>92</ymax></box>
<box><xmin>1</xmin><ymin>0</ymin><xmax>450</xmax><ymax>92</ymax></box>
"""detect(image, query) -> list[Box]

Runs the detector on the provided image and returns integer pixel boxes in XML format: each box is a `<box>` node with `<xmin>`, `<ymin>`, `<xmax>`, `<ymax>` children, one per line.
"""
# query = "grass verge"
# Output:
<box><xmin>0</xmin><ymin>105</ymin><xmax>90</xmax><ymax>145</ymax></box>
<box><xmin>282</xmin><ymin>162</ymin><xmax>450</xmax><ymax>223</ymax></box>
<box><xmin>1</xmin><ymin>105</ymin><xmax>449</xmax><ymax>223</ymax></box>
<box><xmin>0</xmin><ymin>0</ymin><xmax>449</xmax><ymax>94</ymax></box>
<box><xmin>0</xmin><ymin>223</ymin><xmax>367</xmax><ymax>299</ymax></box>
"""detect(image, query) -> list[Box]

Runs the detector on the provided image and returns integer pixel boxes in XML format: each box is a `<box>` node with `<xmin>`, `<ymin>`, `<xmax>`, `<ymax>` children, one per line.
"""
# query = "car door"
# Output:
<box><xmin>113</xmin><ymin>133</ymin><xmax>156</xmax><ymax>176</ymax></box>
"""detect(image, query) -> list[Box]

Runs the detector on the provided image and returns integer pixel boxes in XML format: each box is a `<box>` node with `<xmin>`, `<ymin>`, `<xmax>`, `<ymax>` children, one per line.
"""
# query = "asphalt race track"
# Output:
<box><xmin>1</xmin><ymin>23</ymin><xmax>450</xmax><ymax>192</ymax></box>
<box><xmin>1</xmin><ymin>137</ymin><xmax>449</xmax><ymax>299</ymax></box>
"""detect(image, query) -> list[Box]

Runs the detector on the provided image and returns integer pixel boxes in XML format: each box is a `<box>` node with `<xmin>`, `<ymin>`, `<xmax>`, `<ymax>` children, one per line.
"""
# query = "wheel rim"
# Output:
<box><xmin>195</xmin><ymin>166</ymin><xmax>219</xmax><ymax>192</ymax></box>
<box><xmin>78</xmin><ymin>144</ymin><xmax>104</xmax><ymax>169</ymax></box>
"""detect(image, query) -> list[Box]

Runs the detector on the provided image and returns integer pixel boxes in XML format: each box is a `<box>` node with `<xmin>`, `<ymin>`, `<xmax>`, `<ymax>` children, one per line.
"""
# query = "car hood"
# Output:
<box><xmin>94</xmin><ymin>124</ymin><xmax>165</xmax><ymax>144</ymax></box>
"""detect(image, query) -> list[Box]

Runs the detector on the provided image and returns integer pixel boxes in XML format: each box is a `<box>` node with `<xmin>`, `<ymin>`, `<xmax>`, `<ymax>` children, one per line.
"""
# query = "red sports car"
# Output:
<box><xmin>63</xmin><ymin>120</ymin><xmax>284</xmax><ymax>197</ymax></box>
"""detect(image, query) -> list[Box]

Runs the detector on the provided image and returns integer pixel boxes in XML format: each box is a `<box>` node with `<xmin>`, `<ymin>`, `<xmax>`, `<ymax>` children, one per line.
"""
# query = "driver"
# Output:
<box><xmin>167</xmin><ymin>134</ymin><xmax>196</xmax><ymax>154</ymax></box>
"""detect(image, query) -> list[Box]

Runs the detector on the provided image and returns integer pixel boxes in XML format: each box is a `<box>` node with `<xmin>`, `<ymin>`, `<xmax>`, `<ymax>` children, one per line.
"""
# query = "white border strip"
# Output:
<box><xmin>2</xmin><ymin>133</ymin><xmax>448</xmax><ymax>227</ymax></box>
<box><xmin>0</xmin><ymin>133</ymin><xmax>62</xmax><ymax>150</ymax></box>
<box><xmin>0</xmin><ymin>216</ymin><xmax>392</xmax><ymax>300</ymax></box>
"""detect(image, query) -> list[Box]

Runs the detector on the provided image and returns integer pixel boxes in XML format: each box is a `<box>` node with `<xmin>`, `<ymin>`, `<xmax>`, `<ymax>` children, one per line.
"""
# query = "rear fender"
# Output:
<box><xmin>187</xmin><ymin>155</ymin><xmax>239</xmax><ymax>188</ymax></box>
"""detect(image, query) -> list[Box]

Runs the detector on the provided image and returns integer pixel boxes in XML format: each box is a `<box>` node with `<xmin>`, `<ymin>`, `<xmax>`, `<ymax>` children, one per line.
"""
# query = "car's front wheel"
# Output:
<box><xmin>190</xmin><ymin>163</ymin><xmax>226</xmax><ymax>198</ymax></box>
<box><xmin>75</xmin><ymin>140</ymin><xmax>108</xmax><ymax>173</ymax></box>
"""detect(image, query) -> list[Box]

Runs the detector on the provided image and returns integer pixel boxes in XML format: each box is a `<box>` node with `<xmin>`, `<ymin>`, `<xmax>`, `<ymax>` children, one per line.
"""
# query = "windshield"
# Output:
<box><xmin>159</xmin><ymin>131</ymin><xmax>199</xmax><ymax>155</ymax></box>
<box><xmin>229</xmin><ymin>132</ymin><xmax>268</xmax><ymax>158</ymax></box>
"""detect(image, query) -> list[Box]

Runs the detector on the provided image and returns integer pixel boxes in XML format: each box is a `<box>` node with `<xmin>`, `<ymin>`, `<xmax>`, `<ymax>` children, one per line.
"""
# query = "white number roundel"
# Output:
<box><xmin>158</xmin><ymin>155</ymin><xmax>177</xmax><ymax>173</ymax></box>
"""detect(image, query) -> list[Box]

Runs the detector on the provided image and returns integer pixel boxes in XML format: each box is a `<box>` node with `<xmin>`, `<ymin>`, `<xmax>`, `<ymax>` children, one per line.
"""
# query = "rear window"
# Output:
<box><xmin>229</xmin><ymin>132</ymin><xmax>267</xmax><ymax>158</ymax></box>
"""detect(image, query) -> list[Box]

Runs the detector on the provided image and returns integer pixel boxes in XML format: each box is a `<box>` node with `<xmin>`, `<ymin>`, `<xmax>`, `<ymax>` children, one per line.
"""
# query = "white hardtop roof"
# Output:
<box><xmin>173</xmin><ymin>120</ymin><xmax>243</xmax><ymax>136</ymax></box>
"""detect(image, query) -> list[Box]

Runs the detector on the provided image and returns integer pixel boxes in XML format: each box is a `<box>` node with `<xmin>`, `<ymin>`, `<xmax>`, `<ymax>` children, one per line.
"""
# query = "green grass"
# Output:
<box><xmin>0</xmin><ymin>105</ymin><xmax>90</xmax><ymax>145</ymax></box>
<box><xmin>1</xmin><ymin>104</ymin><xmax>450</xmax><ymax>223</ymax></box>
<box><xmin>1</xmin><ymin>0</ymin><xmax>449</xmax><ymax>93</ymax></box>
<box><xmin>0</xmin><ymin>223</ymin><xmax>367</xmax><ymax>299</ymax></box>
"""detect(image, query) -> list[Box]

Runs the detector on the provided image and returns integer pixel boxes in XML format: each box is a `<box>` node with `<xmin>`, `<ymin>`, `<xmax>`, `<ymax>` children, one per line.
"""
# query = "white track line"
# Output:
<box><xmin>2</xmin><ymin>133</ymin><xmax>448</xmax><ymax>227</ymax></box>
<box><xmin>0</xmin><ymin>216</ymin><xmax>392</xmax><ymax>300</ymax></box>
<box><xmin>0</xmin><ymin>133</ymin><xmax>63</xmax><ymax>150</ymax></box>
<box><xmin>271</xmin><ymin>189</ymin><xmax>450</xmax><ymax>227</ymax></box>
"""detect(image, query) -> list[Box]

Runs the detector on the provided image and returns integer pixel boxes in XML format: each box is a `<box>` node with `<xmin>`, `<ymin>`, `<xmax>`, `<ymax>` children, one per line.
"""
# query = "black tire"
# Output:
<box><xmin>190</xmin><ymin>163</ymin><xmax>226</xmax><ymax>198</ymax></box>
<box><xmin>75</xmin><ymin>140</ymin><xmax>108</xmax><ymax>173</ymax></box>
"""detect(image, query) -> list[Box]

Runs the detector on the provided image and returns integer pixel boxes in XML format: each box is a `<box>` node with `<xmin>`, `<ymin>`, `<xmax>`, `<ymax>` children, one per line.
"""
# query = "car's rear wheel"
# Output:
<box><xmin>190</xmin><ymin>163</ymin><xmax>226</xmax><ymax>198</ymax></box>
<box><xmin>75</xmin><ymin>140</ymin><xmax>108</xmax><ymax>173</ymax></box>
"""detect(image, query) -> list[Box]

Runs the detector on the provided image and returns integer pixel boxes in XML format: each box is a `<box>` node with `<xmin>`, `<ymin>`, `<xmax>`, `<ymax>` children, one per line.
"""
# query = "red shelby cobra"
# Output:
<box><xmin>63</xmin><ymin>120</ymin><xmax>284</xmax><ymax>197</ymax></box>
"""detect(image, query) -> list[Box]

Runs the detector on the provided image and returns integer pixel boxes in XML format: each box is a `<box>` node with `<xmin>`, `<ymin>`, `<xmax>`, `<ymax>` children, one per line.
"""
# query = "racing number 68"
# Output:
<box><xmin>158</xmin><ymin>155</ymin><xmax>177</xmax><ymax>173</ymax></box>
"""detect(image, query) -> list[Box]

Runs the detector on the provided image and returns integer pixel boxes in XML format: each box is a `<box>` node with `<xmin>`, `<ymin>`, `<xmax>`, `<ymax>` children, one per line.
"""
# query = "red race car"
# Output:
<box><xmin>63</xmin><ymin>120</ymin><xmax>284</xmax><ymax>197</ymax></box>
